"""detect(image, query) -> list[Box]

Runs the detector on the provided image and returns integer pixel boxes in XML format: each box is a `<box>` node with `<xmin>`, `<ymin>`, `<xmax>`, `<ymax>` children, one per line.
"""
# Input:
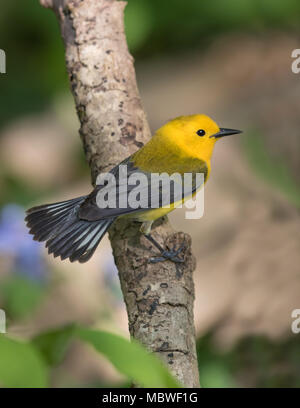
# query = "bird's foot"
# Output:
<box><xmin>149</xmin><ymin>244</ymin><xmax>185</xmax><ymax>264</ymax></box>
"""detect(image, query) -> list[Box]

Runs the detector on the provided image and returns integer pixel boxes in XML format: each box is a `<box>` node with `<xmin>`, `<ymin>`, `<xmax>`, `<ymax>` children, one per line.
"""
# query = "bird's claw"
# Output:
<box><xmin>149</xmin><ymin>245</ymin><xmax>185</xmax><ymax>264</ymax></box>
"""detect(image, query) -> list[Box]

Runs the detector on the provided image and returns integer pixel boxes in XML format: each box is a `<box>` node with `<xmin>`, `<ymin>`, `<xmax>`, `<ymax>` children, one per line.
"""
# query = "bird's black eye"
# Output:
<box><xmin>196</xmin><ymin>129</ymin><xmax>206</xmax><ymax>137</ymax></box>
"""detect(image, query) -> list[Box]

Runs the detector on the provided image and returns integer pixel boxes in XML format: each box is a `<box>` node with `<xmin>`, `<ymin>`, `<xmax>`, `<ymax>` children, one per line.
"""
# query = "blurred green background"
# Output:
<box><xmin>0</xmin><ymin>0</ymin><xmax>300</xmax><ymax>387</ymax></box>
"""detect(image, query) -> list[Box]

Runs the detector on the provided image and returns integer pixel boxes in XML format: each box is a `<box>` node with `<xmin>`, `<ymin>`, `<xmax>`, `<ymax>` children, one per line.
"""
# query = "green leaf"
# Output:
<box><xmin>32</xmin><ymin>324</ymin><xmax>75</xmax><ymax>367</ymax></box>
<box><xmin>76</xmin><ymin>327</ymin><xmax>180</xmax><ymax>388</ymax></box>
<box><xmin>0</xmin><ymin>335</ymin><xmax>48</xmax><ymax>387</ymax></box>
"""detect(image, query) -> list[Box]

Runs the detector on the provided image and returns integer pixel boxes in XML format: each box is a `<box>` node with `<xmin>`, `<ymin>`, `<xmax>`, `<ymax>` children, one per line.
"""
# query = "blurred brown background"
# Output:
<box><xmin>0</xmin><ymin>0</ymin><xmax>300</xmax><ymax>387</ymax></box>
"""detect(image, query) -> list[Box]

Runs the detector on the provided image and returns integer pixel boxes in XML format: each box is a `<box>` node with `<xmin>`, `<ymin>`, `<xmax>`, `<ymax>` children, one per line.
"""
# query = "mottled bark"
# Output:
<box><xmin>40</xmin><ymin>0</ymin><xmax>199</xmax><ymax>387</ymax></box>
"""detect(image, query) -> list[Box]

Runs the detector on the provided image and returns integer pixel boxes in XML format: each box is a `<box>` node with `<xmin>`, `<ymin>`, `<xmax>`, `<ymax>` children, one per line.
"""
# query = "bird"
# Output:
<box><xmin>25</xmin><ymin>114</ymin><xmax>242</xmax><ymax>264</ymax></box>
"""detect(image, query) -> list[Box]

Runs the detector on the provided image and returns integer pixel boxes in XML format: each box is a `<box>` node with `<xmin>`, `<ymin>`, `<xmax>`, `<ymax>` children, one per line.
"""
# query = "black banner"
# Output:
<box><xmin>0</xmin><ymin>388</ymin><xmax>292</xmax><ymax>406</ymax></box>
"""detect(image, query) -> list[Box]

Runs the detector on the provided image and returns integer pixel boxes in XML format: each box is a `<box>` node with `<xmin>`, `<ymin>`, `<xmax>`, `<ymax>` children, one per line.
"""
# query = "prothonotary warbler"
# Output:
<box><xmin>26</xmin><ymin>114</ymin><xmax>242</xmax><ymax>263</ymax></box>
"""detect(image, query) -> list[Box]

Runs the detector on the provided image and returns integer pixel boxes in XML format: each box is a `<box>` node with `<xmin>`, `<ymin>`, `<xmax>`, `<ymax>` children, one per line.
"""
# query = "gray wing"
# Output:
<box><xmin>78</xmin><ymin>156</ymin><xmax>207</xmax><ymax>221</ymax></box>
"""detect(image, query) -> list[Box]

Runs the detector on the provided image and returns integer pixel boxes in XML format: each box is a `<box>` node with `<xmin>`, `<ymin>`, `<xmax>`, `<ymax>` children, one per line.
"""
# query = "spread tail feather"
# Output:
<box><xmin>25</xmin><ymin>196</ymin><xmax>114</xmax><ymax>263</ymax></box>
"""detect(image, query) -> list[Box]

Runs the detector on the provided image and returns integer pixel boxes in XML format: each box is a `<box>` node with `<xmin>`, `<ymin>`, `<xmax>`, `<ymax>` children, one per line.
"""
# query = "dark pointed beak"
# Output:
<box><xmin>210</xmin><ymin>128</ymin><xmax>243</xmax><ymax>138</ymax></box>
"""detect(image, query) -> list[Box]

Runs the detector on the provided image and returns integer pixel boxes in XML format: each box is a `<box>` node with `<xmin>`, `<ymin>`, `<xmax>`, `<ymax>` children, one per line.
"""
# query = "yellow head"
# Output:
<box><xmin>157</xmin><ymin>114</ymin><xmax>242</xmax><ymax>162</ymax></box>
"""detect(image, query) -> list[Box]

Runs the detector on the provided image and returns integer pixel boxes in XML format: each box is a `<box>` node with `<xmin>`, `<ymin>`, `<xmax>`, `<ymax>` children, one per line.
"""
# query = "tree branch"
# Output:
<box><xmin>41</xmin><ymin>0</ymin><xmax>200</xmax><ymax>387</ymax></box>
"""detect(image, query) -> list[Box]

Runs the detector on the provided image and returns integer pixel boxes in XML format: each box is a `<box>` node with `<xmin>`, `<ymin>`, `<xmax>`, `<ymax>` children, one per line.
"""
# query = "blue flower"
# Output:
<box><xmin>0</xmin><ymin>204</ymin><xmax>47</xmax><ymax>282</ymax></box>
